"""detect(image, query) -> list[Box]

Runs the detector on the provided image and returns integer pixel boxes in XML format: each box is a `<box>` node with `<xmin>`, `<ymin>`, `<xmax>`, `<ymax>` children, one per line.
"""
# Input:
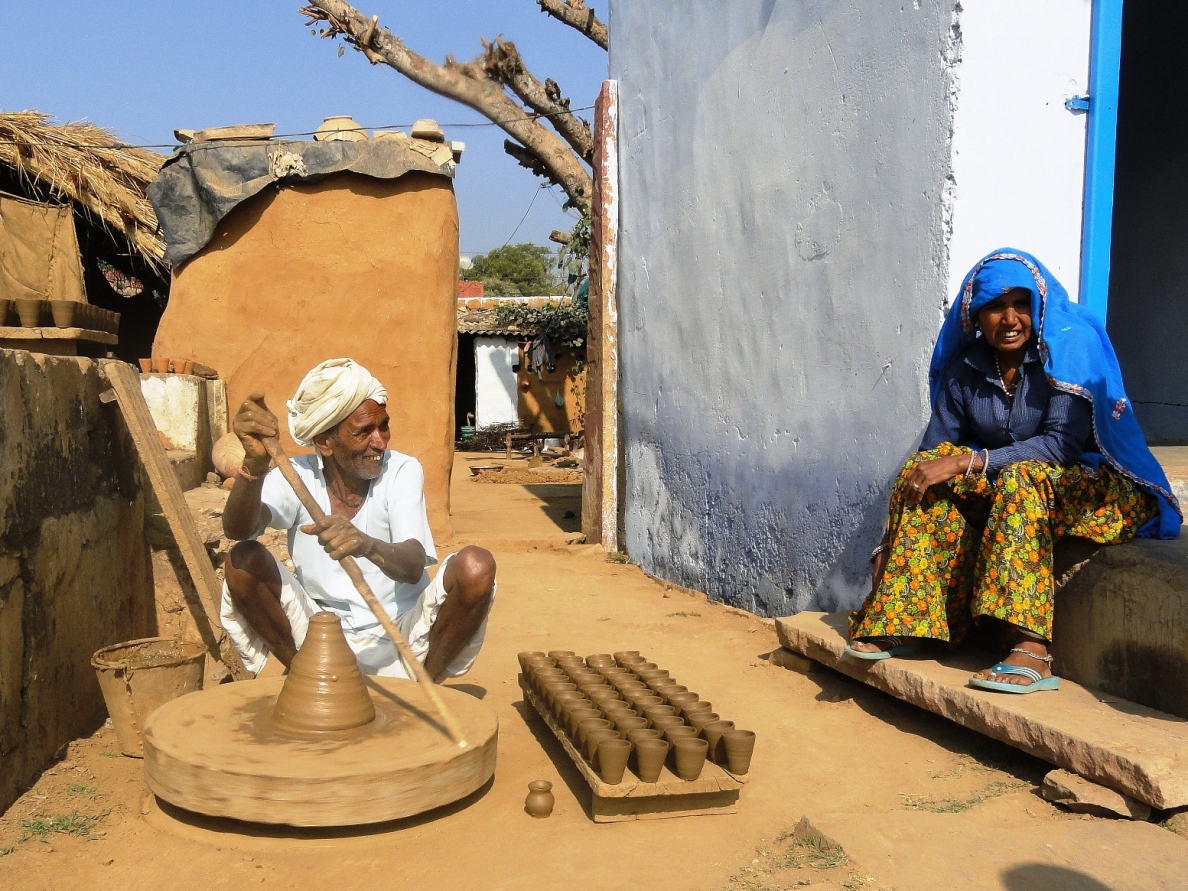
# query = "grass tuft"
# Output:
<box><xmin>901</xmin><ymin>779</ymin><xmax>1024</xmax><ymax>813</ymax></box>
<box><xmin>21</xmin><ymin>810</ymin><xmax>109</xmax><ymax>841</ymax></box>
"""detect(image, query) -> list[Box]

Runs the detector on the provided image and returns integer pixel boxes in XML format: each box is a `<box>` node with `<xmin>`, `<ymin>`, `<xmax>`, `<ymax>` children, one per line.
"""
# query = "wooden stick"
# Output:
<box><xmin>261</xmin><ymin>438</ymin><xmax>468</xmax><ymax>749</ymax></box>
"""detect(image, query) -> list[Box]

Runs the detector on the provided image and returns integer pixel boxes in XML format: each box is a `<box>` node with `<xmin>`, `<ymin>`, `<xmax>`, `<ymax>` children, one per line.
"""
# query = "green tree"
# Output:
<box><xmin>464</xmin><ymin>243</ymin><xmax>564</xmax><ymax>296</ymax></box>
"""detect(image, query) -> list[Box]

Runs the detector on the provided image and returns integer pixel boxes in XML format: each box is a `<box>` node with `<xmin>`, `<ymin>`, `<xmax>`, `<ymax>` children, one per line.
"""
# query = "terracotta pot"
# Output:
<box><xmin>0</xmin><ymin>298</ymin><xmax>12</xmax><ymax>326</ymax></box>
<box><xmin>629</xmin><ymin>692</ymin><xmax>663</xmax><ymax>711</ymax></box>
<box><xmin>517</xmin><ymin>651</ymin><xmax>547</xmax><ymax>671</ymax></box>
<box><xmin>15</xmin><ymin>298</ymin><xmax>45</xmax><ymax>327</ymax></box>
<box><xmin>702</xmin><ymin>720</ymin><xmax>736</xmax><ymax>764</ymax></box>
<box><xmin>614</xmin><ymin>715</ymin><xmax>649</xmax><ymax>739</ymax></box>
<box><xmin>597</xmin><ymin>738</ymin><xmax>632</xmax><ymax>784</ymax></box>
<box><xmin>626</xmin><ymin>727</ymin><xmax>662</xmax><ymax>747</ymax></box>
<box><xmin>547</xmin><ymin>650</ymin><xmax>576</xmax><ymax>661</ymax></box>
<box><xmin>722</xmin><ymin>730</ymin><xmax>756</xmax><ymax>775</ymax></box>
<box><xmin>664</xmin><ymin>725</ymin><xmax>699</xmax><ymax>746</ymax></box>
<box><xmin>47</xmin><ymin>300</ymin><xmax>77</xmax><ymax>328</ymax></box>
<box><xmin>683</xmin><ymin>700</ymin><xmax>714</xmax><ymax>717</ymax></box>
<box><xmin>585</xmin><ymin>653</ymin><xmax>615</xmax><ymax>668</ymax></box>
<box><xmin>634</xmin><ymin>738</ymin><xmax>670</xmax><ymax>783</ymax></box>
<box><xmin>138</xmin><ymin>358</ymin><xmax>153</xmax><ymax>373</ymax></box>
<box><xmin>576</xmin><ymin>717</ymin><xmax>612</xmax><ymax>750</ymax></box>
<box><xmin>655</xmin><ymin>683</ymin><xmax>689</xmax><ymax>701</ymax></box>
<box><xmin>613</xmin><ymin>651</ymin><xmax>641</xmax><ymax>665</ymax></box>
<box><xmin>525</xmin><ymin>780</ymin><xmax>554</xmax><ymax>818</ymax></box>
<box><xmin>314</xmin><ymin>115</ymin><xmax>368</xmax><ymax>142</ymax></box>
<box><xmin>585</xmin><ymin>728</ymin><xmax>620</xmax><ymax>764</ymax></box>
<box><xmin>673</xmin><ymin>738</ymin><xmax>709</xmax><ymax>781</ymax></box>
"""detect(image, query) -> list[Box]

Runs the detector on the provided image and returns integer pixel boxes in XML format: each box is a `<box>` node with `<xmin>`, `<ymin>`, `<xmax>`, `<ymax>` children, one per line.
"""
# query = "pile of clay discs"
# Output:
<box><xmin>518</xmin><ymin>649</ymin><xmax>756</xmax><ymax>785</ymax></box>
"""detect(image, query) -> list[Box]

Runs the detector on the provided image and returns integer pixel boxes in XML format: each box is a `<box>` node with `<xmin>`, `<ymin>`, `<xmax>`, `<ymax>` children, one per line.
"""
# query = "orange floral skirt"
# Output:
<box><xmin>849</xmin><ymin>443</ymin><xmax>1157</xmax><ymax>643</ymax></box>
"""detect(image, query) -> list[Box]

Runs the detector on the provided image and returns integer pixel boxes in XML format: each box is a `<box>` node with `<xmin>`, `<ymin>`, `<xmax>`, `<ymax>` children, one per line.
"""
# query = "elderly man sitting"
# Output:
<box><xmin>220</xmin><ymin>358</ymin><xmax>496</xmax><ymax>681</ymax></box>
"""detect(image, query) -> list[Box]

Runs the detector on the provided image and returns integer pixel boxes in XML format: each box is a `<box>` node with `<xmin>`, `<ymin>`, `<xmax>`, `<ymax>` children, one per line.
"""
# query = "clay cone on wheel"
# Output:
<box><xmin>272</xmin><ymin>612</ymin><xmax>376</xmax><ymax>732</ymax></box>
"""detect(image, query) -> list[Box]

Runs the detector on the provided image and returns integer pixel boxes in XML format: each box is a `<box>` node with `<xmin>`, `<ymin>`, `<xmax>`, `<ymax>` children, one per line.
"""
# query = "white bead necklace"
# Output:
<box><xmin>994</xmin><ymin>353</ymin><xmax>1018</xmax><ymax>398</ymax></box>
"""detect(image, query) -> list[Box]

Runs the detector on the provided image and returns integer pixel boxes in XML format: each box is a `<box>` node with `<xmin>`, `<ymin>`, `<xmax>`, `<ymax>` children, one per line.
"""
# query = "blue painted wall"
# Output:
<box><xmin>609</xmin><ymin>1</ymin><xmax>960</xmax><ymax>615</ymax></box>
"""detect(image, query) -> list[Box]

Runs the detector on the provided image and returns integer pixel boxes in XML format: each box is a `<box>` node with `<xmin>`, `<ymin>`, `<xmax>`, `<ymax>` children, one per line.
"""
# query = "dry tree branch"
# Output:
<box><xmin>537</xmin><ymin>0</ymin><xmax>608</xmax><ymax>50</ymax></box>
<box><xmin>481</xmin><ymin>38</ymin><xmax>593</xmax><ymax>164</ymax></box>
<box><xmin>299</xmin><ymin>0</ymin><xmax>593</xmax><ymax>210</ymax></box>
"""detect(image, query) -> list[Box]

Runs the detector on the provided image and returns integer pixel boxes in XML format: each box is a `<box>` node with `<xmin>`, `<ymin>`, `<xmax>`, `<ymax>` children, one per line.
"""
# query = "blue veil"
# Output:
<box><xmin>929</xmin><ymin>249</ymin><xmax>1181</xmax><ymax>539</ymax></box>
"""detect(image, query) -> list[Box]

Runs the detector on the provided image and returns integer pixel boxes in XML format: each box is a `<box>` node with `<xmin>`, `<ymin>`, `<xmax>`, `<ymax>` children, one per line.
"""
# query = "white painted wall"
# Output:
<box><xmin>474</xmin><ymin>337</ymin><xmax>519</xmax><ymax>428</ymax></box>
<box><xmin>946</xmin><ymin>0</ymin><xmax>1092</xmax><ymax>300</ymax></box>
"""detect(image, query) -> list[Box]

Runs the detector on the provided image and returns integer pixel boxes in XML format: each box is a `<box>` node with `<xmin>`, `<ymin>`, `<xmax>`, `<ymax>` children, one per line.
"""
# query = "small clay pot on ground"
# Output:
<box><xmin>626</xmin><ymin>727</ymin><xmax>662</xmax><ymax>747</ymax></box>
<box><xmin>597</xmin><ymin>738</ymin><xmax>632</xmax><ymax>784</ymax></box>
<box><xmin>614</xmin><ymin>715</ymin><xmax>649</xmax><ymax>739</ymax></box>
<box><xmin>585</xmin><ymin>728</ymin><xmax>620</xmax><ymax>764</ymax></box>
<box><xmin>722</xmin><ymin>730</ymin><xmax>756</xmax><ymax>775</ymax></box>
<box><xmin>673</xmin><ymin>738</ymin><xmax>709</xmax><ymax>781</ymax></box>
<box><xmin>634</xmin><ymin>738</ymin><xmax>670</xmax><ymax>783</ymax></box>
<box><xmin>48</xmin><ymin>300</ymin><xmax>78</xmax><ymax>328</ymax></box>
<box><xmin>15</xmin><ymin>298</ymin><xmax>45</xmax><ymax>327</ymax></box>
<box><xmin>525</xmin><ymin>780</ymin><xmax>555</xmax><ymax>818</ymax></box>
<box><xmin>702</xmin><ymin>720</ymin><xmax>736</xmax><ymax>764</ymax></box>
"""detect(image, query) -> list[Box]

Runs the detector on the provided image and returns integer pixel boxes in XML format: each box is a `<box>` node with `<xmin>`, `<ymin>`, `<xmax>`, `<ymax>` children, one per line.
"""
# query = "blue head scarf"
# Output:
<box><xmin>929</xmin><ymin>248</ymin><xmax>1181</xmax><ymax>540</ymax></box>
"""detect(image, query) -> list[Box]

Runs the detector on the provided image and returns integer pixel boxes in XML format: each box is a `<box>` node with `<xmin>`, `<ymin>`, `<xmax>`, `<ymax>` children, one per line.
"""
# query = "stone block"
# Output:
<box><xmin>768</xmin><ymin>646</ymin><xmax>814</xmax><ymax>674</ymax></box>
<box><xmin>776</xmin><ymin>611</ymin><xmax>1188</xmax><ymax>809</ymax></box>
<box><xmin>1041</xmin><ymin>769</ymin><xmax>1151</xmax><ymax>820</ymax></box>
<box><xmin>1052</xmin><ymin>537</ymin><xmax>1188</xmax><ymax>719</ymax></box>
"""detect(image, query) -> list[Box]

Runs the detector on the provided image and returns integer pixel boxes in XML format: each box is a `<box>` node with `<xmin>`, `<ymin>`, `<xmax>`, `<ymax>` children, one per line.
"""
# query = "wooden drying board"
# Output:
<box><xmin>0</xmin><ymin>326</ymin><xmax>117</xmax><ymax>357</ymax></box>
<box><xmin>101</xmin><ymin>360</ymin><xmax>249</xmax><ymax>681</ymax></box>
<box><xmin>519</xmin><ymin>676</ymin><xmax>743</xmax><ymax>822</ymax></box>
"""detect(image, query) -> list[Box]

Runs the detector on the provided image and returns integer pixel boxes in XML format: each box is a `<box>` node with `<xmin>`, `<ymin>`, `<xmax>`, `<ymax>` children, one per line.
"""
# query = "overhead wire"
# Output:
<box><xmin>501</xmin><ymin>184</ymin><xmax>545</xmax><ymax>247</ymax></box>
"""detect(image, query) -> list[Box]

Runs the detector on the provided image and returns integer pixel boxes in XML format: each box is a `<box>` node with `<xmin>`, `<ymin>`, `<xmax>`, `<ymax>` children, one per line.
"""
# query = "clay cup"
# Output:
<box><xmin>576</xmin><ymin>717</ymin><xmax>612</xmax><ymax>750</ymax></box>
<box><xmin>722</xmin><ymin>729</ymin><xmax>756</xmax><ymax>775</ymax></box>
<box><xmin>673</xmin><ymin>738</ymin><xmax>709</xmax><ymax>781</ymax></box>
<box><xmin>596</xmin><ymin>738</ymin><xmax>632</xmax><ymax>784</ymax></box>
<box><xmin>585</xmin><ymin>728</ymin><xmax>620</xmax><ymax>763</ymax></box>
<box><xmin>15</xmin><ymin>298</ymin><xmax>45</xmax><ymax>327</ymax></box>
<box><xmin>614</xmin><ymin>715</ymin><xmax>649</xmax><ymax>739</ymax></box>
<box><xmin>702</xmin><ymin>720</ymin><xmax>736</xmax><ymax>763</ymax></box>
<box><xmin>634</xmin><ymin>738</ymin><xmax>670</xmax><ymax>783</ymax></box>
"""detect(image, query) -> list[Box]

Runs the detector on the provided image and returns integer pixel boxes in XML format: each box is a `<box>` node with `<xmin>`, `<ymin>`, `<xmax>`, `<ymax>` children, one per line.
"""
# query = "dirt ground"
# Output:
<box><xmin>2</xmin><ymin>452</ymin><xmax>1186</xmax><ymax>890</ymax></box>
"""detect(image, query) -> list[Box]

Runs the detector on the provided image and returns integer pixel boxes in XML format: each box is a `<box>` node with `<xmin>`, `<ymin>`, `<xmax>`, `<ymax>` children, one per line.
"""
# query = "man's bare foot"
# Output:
<box><xmin>972</xmin><ymin>639</ymin><xmax>1052</xmax><ymax>687</ymax></box>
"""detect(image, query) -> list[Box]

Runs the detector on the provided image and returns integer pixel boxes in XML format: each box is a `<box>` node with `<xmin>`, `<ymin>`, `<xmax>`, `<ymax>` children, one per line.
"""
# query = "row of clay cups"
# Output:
<box><xmin>617</xmin><ymin>654</ymin><xmax>755</xmax><ymax>775</ymax></box>
<box><xmin>520</xmin><ymin>651</ymin><xmax>754</xmax><ymax>776</ymax></box>
<box><xmin>0</xmin><ymin>298</ymin><xmax>118</xmax><ymax>332</ymax></box>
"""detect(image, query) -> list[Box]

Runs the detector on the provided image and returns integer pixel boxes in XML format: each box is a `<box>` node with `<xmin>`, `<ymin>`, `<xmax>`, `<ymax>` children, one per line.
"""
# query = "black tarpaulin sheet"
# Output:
<box><xmin>148</xmin><ymin>137</ymin><xmax>455</xmax><ymax>266</ymax></box>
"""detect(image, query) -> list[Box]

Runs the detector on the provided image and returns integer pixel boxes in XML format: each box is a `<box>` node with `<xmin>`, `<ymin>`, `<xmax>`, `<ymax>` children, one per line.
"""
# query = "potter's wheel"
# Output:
<box><xmin>142</xmin><ymin>614</ymin><xmax>498</xmax><ymax>827</ymax></box>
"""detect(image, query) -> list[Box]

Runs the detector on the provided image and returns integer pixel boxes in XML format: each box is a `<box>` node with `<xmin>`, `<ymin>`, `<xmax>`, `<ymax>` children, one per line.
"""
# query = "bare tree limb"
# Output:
<box><xmin>537</xmin><ymin>0</ymin><xmax>608</xmax><ymax>50</ymax></box>
<box><xmin>504</xmin><ymin>140</ymin><xmax>553</xmax><ymax>181</ymax></box>
<box><xmin>300</xmin><ymin>0</ymin><xmax>593</xmax><ymax>209</ymax></box>
<box><xmin>481</xmin><ymin>39</ymin><xmax>593</xmax><ymax>164</ymax></box>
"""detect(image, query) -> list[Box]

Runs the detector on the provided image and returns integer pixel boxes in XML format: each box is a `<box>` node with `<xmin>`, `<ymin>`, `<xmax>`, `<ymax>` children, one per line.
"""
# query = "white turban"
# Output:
<box><xmin>286</xmin><ymin>358</ymin><xmax>388</xmax><ymax>446</ymax></box>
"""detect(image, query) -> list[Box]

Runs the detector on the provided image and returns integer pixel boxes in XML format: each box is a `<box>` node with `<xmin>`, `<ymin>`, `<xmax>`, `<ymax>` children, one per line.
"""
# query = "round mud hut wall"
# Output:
<box><xmin>153</xmin><ymin>171</ymin><xmax>458</xmax><ymax>538</ymax></box>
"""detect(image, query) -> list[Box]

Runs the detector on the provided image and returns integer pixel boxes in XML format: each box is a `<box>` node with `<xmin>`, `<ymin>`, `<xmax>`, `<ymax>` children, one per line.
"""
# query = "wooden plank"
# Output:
<box><xmin>101</xmin><ymin>359</ymin><xmax>249</xmax><ymax>681</ymax></box>
<box><xmin>0</xmin><ymin>327</ymin><xmax>117</xmax><ymax>344</ymax></box>
<box><xmin>520</xmin><ymin>677</ymin><xmax>742</xmax><ymax>820</ymax></box>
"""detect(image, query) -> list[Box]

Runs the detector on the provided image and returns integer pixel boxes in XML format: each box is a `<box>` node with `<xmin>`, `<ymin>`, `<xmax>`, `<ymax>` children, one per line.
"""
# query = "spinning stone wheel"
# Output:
<box><xmin>142</xmin><ymin>613</ymin><xmax>498</xmax><ymax>827</ymax></box>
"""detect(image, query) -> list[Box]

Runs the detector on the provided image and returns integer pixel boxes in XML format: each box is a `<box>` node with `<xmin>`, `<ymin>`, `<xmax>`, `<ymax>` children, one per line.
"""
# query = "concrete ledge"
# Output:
<box><xmin>775</xmin><ymin>611</ymin><xmax>1188</xmax><ymax>809</ymax></box>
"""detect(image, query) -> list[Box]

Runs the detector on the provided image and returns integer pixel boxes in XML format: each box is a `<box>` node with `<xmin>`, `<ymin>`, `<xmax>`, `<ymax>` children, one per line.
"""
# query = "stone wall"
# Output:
<box><xmin>0</xmin><ymin>350</ymin><xmax>154</xmax><ymax>813</ymax></box>
<box><xmin>609</xmin><ymin>1</ymin><xmax>957</xmax><ymax>614</ymax></box>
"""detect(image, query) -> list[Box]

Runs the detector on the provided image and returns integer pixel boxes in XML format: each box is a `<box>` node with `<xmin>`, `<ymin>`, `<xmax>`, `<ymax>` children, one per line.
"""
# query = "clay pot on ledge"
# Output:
<box><xmin>49</xmin><ymin>301</ymin><xmax>78</xmax><ymax>328</ymax></box>
<box><xmin>702</xmin><ymin>720</ymin><xmax>736</xmax><ymax>764</ymax></box>
<box><xmin>634</xmin><ymin>738</ymin><xmax>670</xmax><ymax>783</ymax></box>
<box><xmin>673</xmin><ymin>737</ymin><xmax>709</xmax><ymax>781</ymax></box>
<box><xmin>721</xmin><ymin>729</ymin><xmax>756</xmax><ymax>775</ymax></box>
<box><xmin>596</xmin><ymin>738</ymin><xmax>632</xmax><ymax>785</ymax></box>
<box><xmin>15</xmin><ymin>298</ymin><xmax>45</xmax><ymax>327</ymax></box>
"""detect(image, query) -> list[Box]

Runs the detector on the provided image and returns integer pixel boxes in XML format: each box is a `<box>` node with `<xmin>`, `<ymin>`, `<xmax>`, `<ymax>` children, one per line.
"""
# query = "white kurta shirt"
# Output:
<box><xmin>257</xmin><ymin>450</ymin><xmax>437</xmax><ymax>634</ymax></box>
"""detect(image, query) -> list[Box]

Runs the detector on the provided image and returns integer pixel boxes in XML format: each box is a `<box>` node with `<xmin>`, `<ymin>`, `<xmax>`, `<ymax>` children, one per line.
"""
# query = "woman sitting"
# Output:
<box><xmin>847</xmin><ymin>249</ymin><xmax>1181</xmax><ymax>693</ymax></box>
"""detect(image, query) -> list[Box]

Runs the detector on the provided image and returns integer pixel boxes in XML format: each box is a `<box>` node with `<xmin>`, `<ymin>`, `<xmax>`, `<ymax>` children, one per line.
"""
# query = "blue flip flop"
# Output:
<box><xmin>843</xmin><ymin>636</ymin><xmax>921</xmax><ymax>661</ymax></box>
<box><xmin>968</xmin><ymin>659</ymin><xmax>1060</xmax><ymax>694</ymax></box>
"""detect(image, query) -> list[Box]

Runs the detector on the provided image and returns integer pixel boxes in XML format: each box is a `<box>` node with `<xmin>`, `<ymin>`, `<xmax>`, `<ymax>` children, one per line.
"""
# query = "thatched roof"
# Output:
<box><xmin>0</xmin><ymin>111</ymin><xmax>166</xmax><ymax>268</ymax></box>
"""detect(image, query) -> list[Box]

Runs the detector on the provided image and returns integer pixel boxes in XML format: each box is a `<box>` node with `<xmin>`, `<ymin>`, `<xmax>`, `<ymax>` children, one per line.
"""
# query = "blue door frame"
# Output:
<box><xmin>1079</xmin><ymin>0</ymin><xmax>1125</xmax><ymax>323</ymax></box>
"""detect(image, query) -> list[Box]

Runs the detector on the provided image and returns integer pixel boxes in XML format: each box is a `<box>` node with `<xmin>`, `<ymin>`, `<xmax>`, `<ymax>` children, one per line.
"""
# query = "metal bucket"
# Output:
<box><xmin>91</xmin><ymin>637</ymin><xmax>206</xmax><ymax>757</ymax></box>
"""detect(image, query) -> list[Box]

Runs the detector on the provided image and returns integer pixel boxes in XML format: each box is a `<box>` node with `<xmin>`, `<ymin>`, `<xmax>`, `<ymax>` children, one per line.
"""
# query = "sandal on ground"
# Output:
<box><xmin>968</xmin><ymin>648</ymin><xmax>1060</xmax><ymax>694</ymax></box>
<box><xmin>843</xmin><ymin>636</ymin><xmax>921</xmax><ymax>661</ymax></box>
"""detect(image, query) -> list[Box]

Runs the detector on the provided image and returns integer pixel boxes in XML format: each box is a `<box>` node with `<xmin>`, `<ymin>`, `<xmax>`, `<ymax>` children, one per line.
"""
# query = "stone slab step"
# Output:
<box><xmin>775</xmin><ymin>611</ymin><xmax>1188</xmax><ymax>809</ymax></box>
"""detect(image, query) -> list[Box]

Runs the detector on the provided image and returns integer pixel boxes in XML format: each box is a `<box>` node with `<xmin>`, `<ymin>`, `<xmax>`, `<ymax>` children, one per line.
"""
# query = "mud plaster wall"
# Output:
<box><xmin>609</xmin><ymin>1</ymin><xmax>957</xmax><ymax>615</ymax></box>
<box><xmin>518</xmin><ymin>350</ymin><xmax>585</xmax><ymax>434</ymax></box>
<box><xmin>0</xmin><ymin>350</ymin><xmax>153</xmax><ymax>814</ymax></box>
<box><xmin>154</xmin><ymin>172</ymin><xmax>459</xmax><ymax>539</ymax></box>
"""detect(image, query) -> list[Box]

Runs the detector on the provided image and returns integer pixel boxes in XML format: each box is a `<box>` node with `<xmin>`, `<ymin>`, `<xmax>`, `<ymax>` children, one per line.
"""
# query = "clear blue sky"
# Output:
<box><xmin>0</xmin><ymin>1</ymin><xmax>608</xmax><ymax>258</ymax></box>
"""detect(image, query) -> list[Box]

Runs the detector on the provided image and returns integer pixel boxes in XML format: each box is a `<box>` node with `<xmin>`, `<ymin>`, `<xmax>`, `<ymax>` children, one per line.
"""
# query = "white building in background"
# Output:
<box><xmin>473</xmin><ymin>337</ymin><xmax>519</xmax><ymax>428</ymax></box>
